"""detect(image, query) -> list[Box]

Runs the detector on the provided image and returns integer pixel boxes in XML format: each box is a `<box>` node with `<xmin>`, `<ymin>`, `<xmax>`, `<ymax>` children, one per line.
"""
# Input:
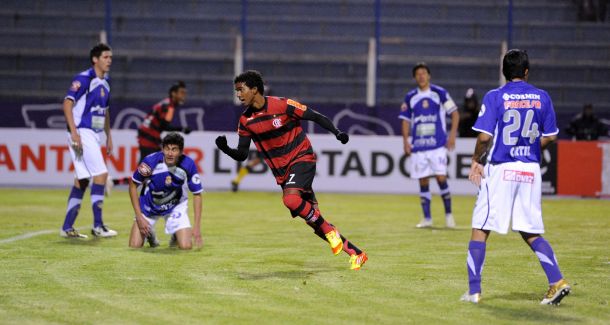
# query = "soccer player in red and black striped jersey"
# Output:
<box><xmin>137</xmin><ymin>81</ymin><xmax>191</xmax><ymax>161</ymax></box>
<box><xmin>216</xmin><ymin>70</ymin><xmax>367</xmax><ymax>270</ymax></box>
<box><xmin>110</xmin><ymin>82</ymin><xmax>191</xmax><ymax>189</ymax></box>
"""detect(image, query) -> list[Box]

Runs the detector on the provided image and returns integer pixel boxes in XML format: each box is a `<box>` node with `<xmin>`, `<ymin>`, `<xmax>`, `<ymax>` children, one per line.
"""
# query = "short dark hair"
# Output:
<box><xmin>502</xmin><ymin>49</ymin><xmax>529</xmax><ymax>80</ymax></box>
<box><xmin>90</xmin><ymin>43</ymin><xmax>112</xmax><ymax>65</ymax></box>
<box><xmin>234</xmin><ymin>70</ymin><xmax>265</xmax><ymax>95</ymax></box>
<box><xmin>162</xmin><ymin>132</ymin><xmax>184</xmax><ymax>151</ymax></box>
<box><xmin>169</xmin><ymin>80</ymin><xmax>186</xmax><ymax>97</ymax></box>
<box><xmin>412</xmin><ymin>62</ymin><xmax>430</xmax><ymax>77</ymax></box>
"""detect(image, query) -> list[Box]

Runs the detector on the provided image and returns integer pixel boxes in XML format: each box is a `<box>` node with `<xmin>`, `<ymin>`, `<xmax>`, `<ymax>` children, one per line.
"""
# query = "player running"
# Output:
<box><xmin>128</xmin><ymin>133</ymin><xmax>203</xmax><ymax>250</ymax></box>
<box><xmin>60</xmin><ymin>43</ymin><xmax>117</xmax><ymax>239</ymax></box>
<box><xmin>215</xmin><ymin>70</ymin><xmax>367</xmax><ymax>270</ymax></box>
<box><xmin>461</xmin><ymin>49</ymin><xmax>570</xmax><ymax>305</ymax></box>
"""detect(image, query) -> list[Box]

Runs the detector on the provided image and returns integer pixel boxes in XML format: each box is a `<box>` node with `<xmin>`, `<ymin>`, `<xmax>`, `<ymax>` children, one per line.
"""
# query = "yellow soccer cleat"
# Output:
<box><xmin>324</xmin><ymin>229</ymin><xmax>343</xmax><ymax>255</ymax></box>
<box><xmin>349</xmin><ymin>252</ymin><xmax>368</xmax><ymax>270</ymax></box>
<box><xmin>541</xmin><ymin>279</ymin><xmax>571</xmax><ymax>305</ymax></box>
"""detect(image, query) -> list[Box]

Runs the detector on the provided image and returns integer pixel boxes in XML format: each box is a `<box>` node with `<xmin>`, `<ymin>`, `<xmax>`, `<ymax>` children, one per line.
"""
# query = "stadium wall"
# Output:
<box><xmin>0</xmin><ymin>129</ymin><xmax>572</xmax><ymax>196</ymax></box>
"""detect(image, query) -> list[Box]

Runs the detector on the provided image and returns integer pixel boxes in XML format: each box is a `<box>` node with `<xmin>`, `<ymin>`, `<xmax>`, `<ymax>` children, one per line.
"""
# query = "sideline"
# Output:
<box><xmin>0</xmin><ymin>227</ymin><xmax>87</xmax><ymax>245</ymax></box>
<box><xmin>0</xmin><ymin>229</ymin><xmax>57</xmax><ymax>245</ymax></box>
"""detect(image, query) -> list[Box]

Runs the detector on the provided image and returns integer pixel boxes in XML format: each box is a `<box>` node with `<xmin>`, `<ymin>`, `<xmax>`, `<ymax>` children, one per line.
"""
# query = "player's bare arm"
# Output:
<box><xmin>215</xmin><ymin>135</ymin><xmax>251</xmax><ymax>161</ymax></box>
<box><xmin>128</xmin><ymin>179</ymin><xmax>150</xmax><ymax>236</ymax></box>
<box><xmin>63</xmin><ymin>98</ymin><xmax>83</xmax><ymax>156</ymax></box>
<box><xmin>192</xmin><ymin>193</ymin><xmax>203</xmax><ymax>248</ymax></box>
<box><xmin>299</xmin><ymin>107</ymin><xmax>349</xmax><ymax>144</ymax></box>
<box><xmin>469</xmin><ymin>132</ymin><xmax>492</xmax><ymax>187</ymax></box>
<box><xmin>447</xmin><ymin>110</ymin><xmax>460</xmax><ymax>151</ymax></box>
<box><xmin>541</xmin><ymin>135</ymin><xmax>557</xmax><ymax>150</ymax></box>
<box><xmin>104</xmin><ymin>108</ymin><xmax>113</xmax><ymax>156</ymax></box>
<box><xmin>401</xmin><ymin>119</ymin><xmax>412</xmax><ymax>156</ymax></box>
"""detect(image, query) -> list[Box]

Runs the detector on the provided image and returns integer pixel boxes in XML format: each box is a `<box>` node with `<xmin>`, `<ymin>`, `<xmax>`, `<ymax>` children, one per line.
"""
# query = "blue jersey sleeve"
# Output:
<box><xmin>65</xmin><ymin>74</ymin><xmax>89</xmax><ymax>102</ymax></box>
<box><xmin>540</xmin><ymin>92</ymin><xmax>559</xmax><ymax>136</ymax></box>
<box><xmin>184</xmin><ymin>158</ymin><xmax>203</xmax><ymax>194</ymax></box>
<box><xmin>398</xmin><ymin>94</ymin><xmax>412</xmax><ymax>121</ymax></box>
<box><xmin>473</xmin><ymin>91</ymin><xmax>498</xmax><ymax>136</ymax></box>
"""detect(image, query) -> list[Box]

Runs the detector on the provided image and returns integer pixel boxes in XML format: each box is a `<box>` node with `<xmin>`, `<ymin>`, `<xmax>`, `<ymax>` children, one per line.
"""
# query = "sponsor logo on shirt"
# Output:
<box><xmin>503</xmin><ymin>170</ymin><xmax>534</xmax><ymax>183</ymax></box>
<box><xmin>138</xmin><ymin>163</ymin><xmax>152</xmax><ymax>176</ymax></box>
<box><xmin>70</xmin><ymin>81</ymin><xmax>81</xmax><ymax>92</ymax></box>
<box><xmin>287</xmin><ymin>99</ymin><xmax>307</xmax><ymax>111</ymax></box>
<box><xmin>502</xmin><ymin>93</ymin><xmax>542</xmax><ymax>110</ymax></box>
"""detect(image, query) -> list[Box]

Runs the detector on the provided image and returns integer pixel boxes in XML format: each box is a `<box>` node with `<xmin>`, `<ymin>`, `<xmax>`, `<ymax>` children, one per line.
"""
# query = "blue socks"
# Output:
<box><xmin>62</xmin><ymin>186</ymin><xmax>85</xmax><ymax>230</ymax></box>
<box><xmin>91</xmin><ymin>183</ymin><xmax>105</xmax><ymax>228</ymax></box>
<box><xmin>438</xmin><ymin>181</ymin><xmax>452</xmax><ymax>215</ymax></box>
<box><xmin>419</xmin><ymin>184</ymin><xmax>431</xmax><ymax>220</ymax></box>
<box><xmin>530</xmin><ymin>237</ymin><xmax>563</xmax><ymax>284</ymax></box>
<box><xmin>467</xmin><ymin>240</ymin><xmax>486</xmax><ymax>294</ymax></box>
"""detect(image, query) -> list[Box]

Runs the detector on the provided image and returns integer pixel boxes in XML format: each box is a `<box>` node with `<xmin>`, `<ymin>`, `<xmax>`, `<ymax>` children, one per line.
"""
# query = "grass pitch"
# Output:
<box><xmin>0</xmin><ymin>188</ymin><xmax>608</xmax><ymax>324</ymax></box>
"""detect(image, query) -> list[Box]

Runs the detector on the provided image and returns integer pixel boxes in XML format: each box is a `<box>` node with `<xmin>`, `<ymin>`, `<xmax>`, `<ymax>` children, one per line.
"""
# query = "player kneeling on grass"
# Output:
<box><xmin>216</xmin><ymin>70</ymin><xmax>367</xmax><ymax>270</ymax></box>
<box><xmin>128</xmin><ymin>133</ymin><xmax>203</xmax><ymax>250</ymax></box>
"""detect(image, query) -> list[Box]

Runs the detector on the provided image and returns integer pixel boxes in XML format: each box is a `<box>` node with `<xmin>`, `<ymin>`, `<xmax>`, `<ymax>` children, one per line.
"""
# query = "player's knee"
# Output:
<box><xmin>77</xmin><ymin>178</ymin><xmax>90</xmax><ymax>189</ymax></box>
<box><xmin>282</xmin><ymin>193</ymin><xmax>303</xmax><ymax>211</ymax></box>
<box><xmin>178</xmin><ymin>241</ymin><xmax>192</xmax><ymax>250</ymax></box>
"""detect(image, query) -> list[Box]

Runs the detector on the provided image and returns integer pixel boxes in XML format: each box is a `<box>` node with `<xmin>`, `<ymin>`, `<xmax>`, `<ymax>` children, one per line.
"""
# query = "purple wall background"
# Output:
<box><xmin>1</xmin><ymin>99</ymin><xmax>609</xmax><ymax>139</ymax></box>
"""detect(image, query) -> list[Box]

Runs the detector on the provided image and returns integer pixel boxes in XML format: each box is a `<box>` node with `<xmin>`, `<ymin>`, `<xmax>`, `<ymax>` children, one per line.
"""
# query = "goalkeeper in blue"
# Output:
<box><xmin>461</xmin><ymin>49</ymin><xmax>570</xmax><ymax>305</ymax></box>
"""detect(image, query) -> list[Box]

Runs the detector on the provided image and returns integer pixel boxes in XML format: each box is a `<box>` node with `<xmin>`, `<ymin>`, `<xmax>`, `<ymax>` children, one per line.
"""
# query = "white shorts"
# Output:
<box><xmin>472</xmin><ymin>161</ymin><xmax>544</xmax><ymax>235</ymax></box>
<box><xmin>408</xmin><ymin>146</ymin><xmax>448</xmax><ymax>179</ymax></box>
<box><xmin>67</xmin><ymin>128</ymin><xmax>108</xmax><ymax>180</ymax></box>
<box><xmin>139</xmin><ymin>200</ymin><xmax>192</xmax><ymax>235</ymax></box>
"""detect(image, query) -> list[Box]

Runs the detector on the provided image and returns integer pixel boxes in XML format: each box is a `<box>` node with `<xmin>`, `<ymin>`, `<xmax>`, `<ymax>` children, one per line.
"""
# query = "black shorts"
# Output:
<box><xmin>281</xmin><ymin>161</ymin><xmax>316</xmax><ymax>191</ymax></box>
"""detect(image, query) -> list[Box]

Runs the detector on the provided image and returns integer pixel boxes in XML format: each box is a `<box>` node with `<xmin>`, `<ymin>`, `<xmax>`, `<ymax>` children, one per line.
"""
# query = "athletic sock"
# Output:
<box><xmin>419</xmin><ymin>184</ymin><xmax>431</xmax><ymax>219</ymax></box>
<box><xmin>530</xmin><ymin>237</ymin><xmax>563</xmax><ymax>284</ymax></box>
<box><xmin>341</xmin><ymin>234</ymin><xmax>362</xmax><ymax>255</ymax></box>
<box><xmin>467</xmin><ymin>240</ymin><xmax>486</xmax><ymax>294</ymax></box>
<box><xmin>91</xmin><ymin>183</ymin><xmax>105</xmax><ymax>228</ymax></box>
<box><xmin>438</xmin><ymin>180</ymin><xmax>452</xmax><ymax>215</ymax></box>
<box><xmin>233</xmin><ymin>166</ymin><xmax>249</xmax><ymax>184</ymax></box>
<box><xmin>62</xmin><ymin>186</ymin><xmax>85</xmax><ymax>230</ymax></box>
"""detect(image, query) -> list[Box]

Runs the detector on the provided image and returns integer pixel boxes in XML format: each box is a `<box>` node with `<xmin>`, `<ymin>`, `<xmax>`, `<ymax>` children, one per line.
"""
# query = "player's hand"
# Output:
<box><xmin>70</xmin><ymin>133</ymin><xmax>83</xmax><ymax>160</ymax></box>
<box><xmin>193</xmin><ymin>228</ymin><xmax>203</xmax><ymax>249</ymax></box>
<box><xmin>215</xmin><ymin>135</ymin><xmax>228</xmax><ymax>150</ymax></box>
<box><xmin>446</xmin><ymin>135</ymin><xmax>456</xmax><ymax>151</ymax></box>
<box><xmin>106</xmin><ymin>136</ymin><xmax>113</xmax><ymax>156</ymax></box>
<box><xmin>182</xmin><ymin>127</ymin><xmax>192</xmax><ymax>135</ymax></box>
<box><xmin>403</xmin><ymin>142</ymin><xmax>412</xmax><ymax>156</ymax></box>
<box><xmin>336</xmin><ymin>132</ymin><xmax>349</xmax><ymax>144</ymax></box>
<box><xmin>136</xmin><ymin>214</ymin><xmax>151</xmax><ymax>237</ymax></box>
<box><xmin>468</xmin><ymin>160</ymin><xmax>485</xmax><ymax>187</ymax></box>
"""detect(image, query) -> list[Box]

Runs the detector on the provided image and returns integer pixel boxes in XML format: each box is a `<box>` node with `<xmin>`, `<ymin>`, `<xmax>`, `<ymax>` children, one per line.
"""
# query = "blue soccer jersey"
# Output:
<box><xmin>132</xmin><ymin>152</ymin><xmax>203</xmax><ymax>216</ymax></box>
<box><xmin>473</xmin><ymin>81</ymin><xmax>559</xmax><ymax>164</ymax></box>
<box><xmin>65</xmin><ymin>68</ymin><xmax>110</xmax><ymax>132</ymax></box>
<box><xmin>398</xmin><ymin>84</ymin><xmax>457</xmax><ymax>152</ymax></box>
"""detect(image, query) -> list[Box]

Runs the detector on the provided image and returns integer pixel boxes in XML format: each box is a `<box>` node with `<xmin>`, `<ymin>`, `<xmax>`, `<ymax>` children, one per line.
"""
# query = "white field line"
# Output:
<box><xmin>0</xmin><ymin>227</ymin><xmax>86</xmax><ymax>245</ymax></box>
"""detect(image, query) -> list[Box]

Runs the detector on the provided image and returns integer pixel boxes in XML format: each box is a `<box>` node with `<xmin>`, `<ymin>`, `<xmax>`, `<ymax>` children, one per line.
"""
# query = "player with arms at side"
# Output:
<box><xmin>128</xmin><ymin>133</ymin><xmax>203</xmax><ymax>250</ymax></box>
<box><xmin>399</xmin><ymin>63</ymin><xmax>459</xmax><ymax>229</ymax></box>
<box><xmin>216</xmin><ymin>70</ymin><xmax>367</xmax><ymax>270</ymax></box>
<box><xmin>461</xmin><ymin>49</ymin><xmax>570</xmax><ymax>305</ymax></box>
<box><xmin>109</xmin><ymin>81</ymin><xmax>191</xmax><ymax>189</ymax></box>
<box><xmin>60</xmin><ymin>43</ymin><xmax>117</xmax><ymax>239</ymax></box>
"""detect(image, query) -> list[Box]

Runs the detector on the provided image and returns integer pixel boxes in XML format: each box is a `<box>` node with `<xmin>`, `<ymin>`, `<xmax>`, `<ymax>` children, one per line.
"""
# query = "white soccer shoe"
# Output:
<box><xmin>445</xmin><ymin>213</ymin><xmax>456</xmax><ymax>228</ymax></box>
<box><xmin>460</xmin><ymin>291</ymin><xmax>481</xmax><ymax>304</ymax></box>
<box><xmin>91</xmin><ymin>225</ymin><xmax>118</xmax><ymax>238</ymax></box>
<box><xmin>60</xmin><ymin>228</ymin><xmax>88</xmax><ymax>239</ymax></box>
<box><xmin>416</xmin><ymin>218</ymin><xmax>433</xmax><ymax>228</ymax></box>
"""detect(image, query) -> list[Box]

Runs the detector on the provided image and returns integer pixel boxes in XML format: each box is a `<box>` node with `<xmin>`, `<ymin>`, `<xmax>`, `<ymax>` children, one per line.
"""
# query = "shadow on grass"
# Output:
<box><xmin>414</xmin><ymin>226</ymin><xmax>470</xmax><ymax>231</ymax></box>
<box><xmin>480</xmin><ymin>292</ymin><xmax>581</xmax><ymax>323</ymax></box>
<box><xmin>236</xmin><ymin>268</ymin><xmax>333</xmax><ymax>280</ymax></box>
<box><xmin>54</xmin><ymin>237</ymin><xmax>108</xmax><ymax>246</ymax></box>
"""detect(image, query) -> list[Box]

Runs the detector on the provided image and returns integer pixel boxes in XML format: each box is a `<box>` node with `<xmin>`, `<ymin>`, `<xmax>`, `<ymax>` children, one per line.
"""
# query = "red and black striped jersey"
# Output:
<box><xmin>137</xmin><ymin>98</ymin><xmax>175</xmax><ymax>150</ymax></box>
<box><xmin>238</xmin><ymin>96</ymin><xmax>315</xmax><ymax>184</ymax></box>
